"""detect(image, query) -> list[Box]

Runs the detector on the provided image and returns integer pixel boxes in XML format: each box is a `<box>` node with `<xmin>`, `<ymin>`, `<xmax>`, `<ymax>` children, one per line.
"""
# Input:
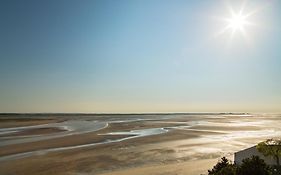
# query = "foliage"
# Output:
<box><xmin>208</xmin><ymin>157</ymin><xmax>236</xmax><ymax>175</ymax></box>
<box><xmin>257</xmin><ymin>139</ymin><xmax>281</xmax><ymax>166</ymax></box>
<box><xmin>208</xmin><ymin>156</ymin><xmax>279</xmax><ymax>175</ymax></box>
<box><xmin>217</xmin><ymin>164</ymin><xmax>236</xmax><ymax>175</ymax></box>
<box><xmin>270</xmin><ymin>165</ymin><xmax>281</xmax><ymax>175</ymax></box>
<box><xmin>237</xmin><ymin>156</ymin><xmax>271</xmax><ymax>175</ymax></box>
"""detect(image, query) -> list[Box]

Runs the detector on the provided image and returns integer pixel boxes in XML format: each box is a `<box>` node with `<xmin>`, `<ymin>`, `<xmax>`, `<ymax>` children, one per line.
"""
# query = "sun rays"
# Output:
<box><xmin>214</xmin><ymin>1</ymin><xmax>260</xmax><ymax>42</ymax></box>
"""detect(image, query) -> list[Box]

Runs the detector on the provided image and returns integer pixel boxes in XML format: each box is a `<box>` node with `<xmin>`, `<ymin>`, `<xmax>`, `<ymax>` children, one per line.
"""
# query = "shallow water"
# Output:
<box><xmin>0</xmin><ymin>113</ymin><xmax>281</xmax><ymax>162</ymax></box>
<box><xmin>0</xmin><ymin>120</ymin><xmax>108</xmax><ymax>146</ymax></box>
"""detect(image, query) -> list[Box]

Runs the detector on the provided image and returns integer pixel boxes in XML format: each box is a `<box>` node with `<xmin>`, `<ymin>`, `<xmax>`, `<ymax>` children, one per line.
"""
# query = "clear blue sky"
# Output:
<box><xmin>0</xmin><ymin>0</ymin><xmax>280</xmax><ymax>113</ymax></box>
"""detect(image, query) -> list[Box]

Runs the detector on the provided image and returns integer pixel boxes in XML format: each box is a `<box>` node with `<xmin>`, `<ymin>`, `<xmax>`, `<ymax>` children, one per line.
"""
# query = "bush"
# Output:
<box><xmin>237</xmin><ymin>156</ymin><xmax>271</xmax><ymax>175</ymax></box>
<box><xmin>208</xmin><ymin>157</ymin><xmax>236</xmax><ymax>175</ymax></box>
<box><xmin>208</xmin><ymin>156</ymin><xmax>277</xmax><ymax>175</ymax></box>
<box><xmin>270</xmin><ymin>165</ymin><xmax>281</xmax><ymax>175</ymax></box>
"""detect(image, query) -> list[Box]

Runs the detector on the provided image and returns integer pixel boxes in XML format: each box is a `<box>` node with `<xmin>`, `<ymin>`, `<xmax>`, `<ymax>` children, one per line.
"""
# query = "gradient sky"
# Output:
<box><xmin>0</xmin><ymin>0</ymin><xmax>281</xmax><ymax>113</ymax></box>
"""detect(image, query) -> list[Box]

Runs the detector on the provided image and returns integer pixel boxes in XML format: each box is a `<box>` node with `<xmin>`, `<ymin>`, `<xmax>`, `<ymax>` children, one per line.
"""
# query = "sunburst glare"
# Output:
<box><xmin>214</xmin><ymin>1</ymin><xmax>259</xmax><ymax>41</ymax></box>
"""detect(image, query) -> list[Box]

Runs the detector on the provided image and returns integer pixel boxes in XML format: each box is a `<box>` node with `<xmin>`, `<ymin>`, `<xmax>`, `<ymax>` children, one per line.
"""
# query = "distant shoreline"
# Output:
<box><xmin>0</xmin><ymin>112</ymin><xmax>251</xmax><ymax>116</ymax></box>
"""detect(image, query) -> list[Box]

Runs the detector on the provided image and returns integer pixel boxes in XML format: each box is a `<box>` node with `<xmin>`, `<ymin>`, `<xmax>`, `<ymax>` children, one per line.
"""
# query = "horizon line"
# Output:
<box><xmin>0</xmin><ymin>112</ymin><xmax>273</xmax><ymax>115</ymax></box>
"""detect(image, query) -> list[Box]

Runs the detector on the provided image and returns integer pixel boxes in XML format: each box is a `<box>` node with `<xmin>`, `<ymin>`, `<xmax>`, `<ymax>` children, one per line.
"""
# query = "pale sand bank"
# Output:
<box><xmin>99</xmin><ymin>158</ymin><xmax>218</xmax><ymax>175</ymax></box>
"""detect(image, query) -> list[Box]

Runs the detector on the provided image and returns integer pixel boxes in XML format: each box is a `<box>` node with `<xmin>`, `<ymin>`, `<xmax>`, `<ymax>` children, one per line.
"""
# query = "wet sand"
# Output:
<box><xmin>0</xmin><ymin>127</ymin><xmax>66</xmax><ymax>137</ymax></box>
<box><xmin>0</xmin><ymin>117</ymin><xmax>60</xmax><ymax>128</ymax></box>
<box><xmin>99</xmin><ymin>158</ymin><xmax>219</xmax><ymax>175</ymax></box>
<box><xmin>0</xmin><ymin>113</ymin><xmax>280</xmax><ymax>175</ymax></box>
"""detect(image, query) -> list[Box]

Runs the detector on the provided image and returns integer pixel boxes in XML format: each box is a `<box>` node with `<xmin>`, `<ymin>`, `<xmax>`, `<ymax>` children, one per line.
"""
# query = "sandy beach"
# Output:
<box><xmin>0</xmin><ymin>113</ymin><xmax>280</xmax><ymax>175</ymax></box>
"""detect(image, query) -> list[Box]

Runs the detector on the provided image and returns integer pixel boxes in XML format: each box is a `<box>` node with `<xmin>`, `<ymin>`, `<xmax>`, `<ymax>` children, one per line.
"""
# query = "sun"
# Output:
<box><xmin>224</xmin><ymin>10</ymin><xmax>251</xmax><ymax>38</ymax></box>
<box><xmin>214</xmin><ymin>1</ymin><xmax>258</xmax><ymax>40</ymax></box>
<box><xmin>228</xmin><ymin>13</ymin><xmax>247</xmax><ymax>32</ymax></box>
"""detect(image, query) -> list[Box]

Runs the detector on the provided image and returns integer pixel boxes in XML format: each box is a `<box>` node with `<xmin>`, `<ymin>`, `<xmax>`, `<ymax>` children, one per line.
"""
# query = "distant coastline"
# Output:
<box><xmin>0</xmin><ymin>112</ymin><xmax>251</xmax><ymax>116</ymax></box>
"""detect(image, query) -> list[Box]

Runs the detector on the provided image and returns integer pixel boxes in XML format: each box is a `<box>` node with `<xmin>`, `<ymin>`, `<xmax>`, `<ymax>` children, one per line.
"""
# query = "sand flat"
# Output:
<box><xmin>98</xmin><ymin>158</ymin><xmax>219</xmax><ymax>175</ymax></box>
<box><xmin>0</xmin><ymin>114</ymin><xmax>280</xmax><ymax>175</ymax></box>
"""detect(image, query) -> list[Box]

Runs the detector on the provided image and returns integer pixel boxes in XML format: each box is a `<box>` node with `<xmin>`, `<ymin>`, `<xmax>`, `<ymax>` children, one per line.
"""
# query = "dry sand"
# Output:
<box><xmin>99</xmin><ymin>158</ymin><xmax>218</xmax><ymax>175</ymax></box>
<box><xmin>0</xmin><ymin>118</ymin><xmax>222</xmax><ymax>175</ymax></box>
<box><xmin>0</xmin><ymin>114</ymin><xmax>280</xmax><ymax>175</ymax></box>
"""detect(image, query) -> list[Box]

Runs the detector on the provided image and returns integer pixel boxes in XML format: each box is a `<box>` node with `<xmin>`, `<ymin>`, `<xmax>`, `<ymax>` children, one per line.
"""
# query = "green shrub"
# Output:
<box><xmin>237</xmin><ymin>156</ymin><xmax>271</xmax><ymax>175</ymax></box>
<box><xmin>208</xmin><ymin>157</ymin><xmax>236</xmax><ymax>175</ymax></box>
<box><xmin>207</xmin><ymin>156</ymin><xmax>278</xmax><ymax>175</ymax></box>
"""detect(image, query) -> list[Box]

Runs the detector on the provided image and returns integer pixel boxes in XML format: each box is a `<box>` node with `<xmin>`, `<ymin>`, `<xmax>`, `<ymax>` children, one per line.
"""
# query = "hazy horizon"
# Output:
<box><xmin>1</xmin><ymin>0</ymin><xmax>281</xmax><ymax>113</ymax></box>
